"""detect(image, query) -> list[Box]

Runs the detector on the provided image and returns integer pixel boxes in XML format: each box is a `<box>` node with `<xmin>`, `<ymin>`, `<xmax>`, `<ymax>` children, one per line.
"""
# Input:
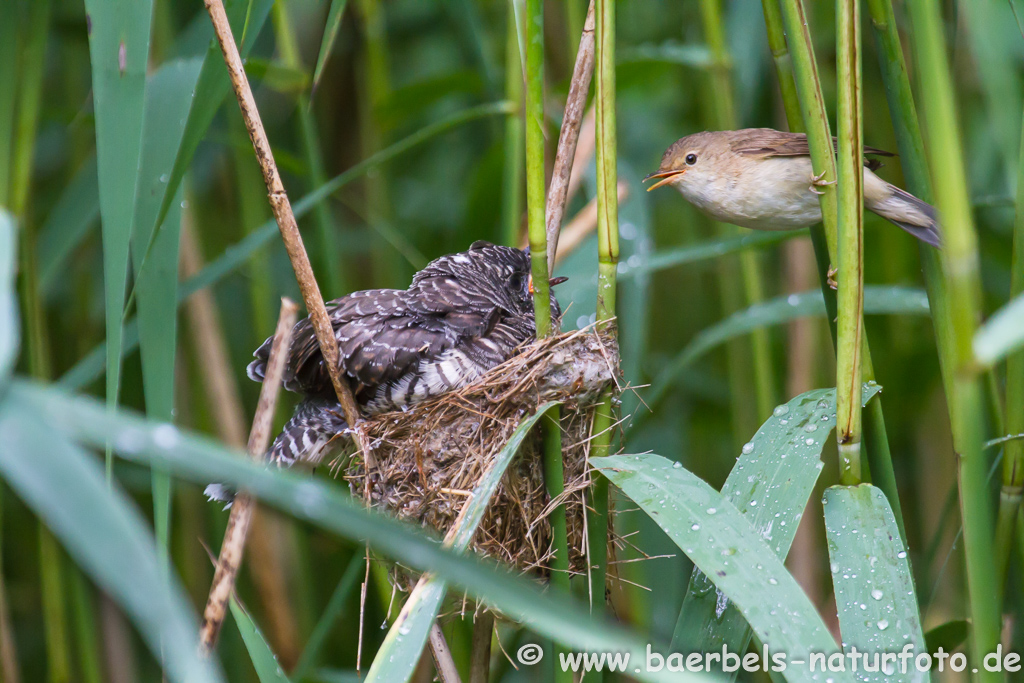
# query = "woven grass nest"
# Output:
<box><xmin>337</xmin><ymin>327</ymin><xmax>619</xmax><ymax>576</ymax></box>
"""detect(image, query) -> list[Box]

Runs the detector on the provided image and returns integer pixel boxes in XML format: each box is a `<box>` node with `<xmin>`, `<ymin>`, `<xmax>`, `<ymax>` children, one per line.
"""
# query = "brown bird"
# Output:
<box><xmin>644</xmin><ymin>128</ymin><xmax>940</xmax><ymax>248</ymax></box>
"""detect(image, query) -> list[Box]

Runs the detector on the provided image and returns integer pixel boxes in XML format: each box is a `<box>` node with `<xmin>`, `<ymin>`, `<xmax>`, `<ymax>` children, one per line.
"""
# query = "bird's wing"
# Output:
<box><xmin>731</xmin><ymin>129</ymin><xmax>895</xmax><ymax>170</ymax></box>
<box><xmin>251</xmin><ymin>286</ymin><xmax>502</xmax><ymax>397</ymax></box>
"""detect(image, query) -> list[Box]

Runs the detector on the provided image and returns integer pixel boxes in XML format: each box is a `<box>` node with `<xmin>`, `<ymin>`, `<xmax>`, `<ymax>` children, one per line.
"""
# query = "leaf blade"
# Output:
<box><xmin>823</xmin><ymin>484</ymin><xmax>929</xmax><ymax>683</ymax></box>
<box><xmin>0</xmin><ymin>401</ymin><xmax>223</xmax><ymax>683</ymax></box>
<box><xmin>593</xmin><ymin>452</ymin><xmax>851</xmax><ymax>683</ymax></box>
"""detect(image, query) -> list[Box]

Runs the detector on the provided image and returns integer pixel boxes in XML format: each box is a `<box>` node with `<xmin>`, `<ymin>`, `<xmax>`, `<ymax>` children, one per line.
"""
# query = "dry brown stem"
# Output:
<box><xmin>469</xmin><ymin>611</ymin><xmax>494</xmax><ymax>683</ymax></box>
<box><xmin>202</xmin><ymin>0</ymin><xmax>375</xmax><ymax>472</ymax></box>
<box><xmin>553</xmin><ymin>181</ymin><xmax>628</xmax><ymax>267</ymax></box>
<box><xmin>545</xmin><ymin>0</ymin><xmax>596</xmax><ymax>270</ymax></box>
<box><xmin>197</xmin><ymin>298</ymin><xmax>298</xmax><ymax>655</ymax></box>
<box><xmin>429</xmin><ymin>624</ymin><xmax>463</xmax><ymax>683</ymax></box>
<box><xmin>180</xmin><ymin>223</ymin><xmax>302</xmax><ymax>665</ymax></box>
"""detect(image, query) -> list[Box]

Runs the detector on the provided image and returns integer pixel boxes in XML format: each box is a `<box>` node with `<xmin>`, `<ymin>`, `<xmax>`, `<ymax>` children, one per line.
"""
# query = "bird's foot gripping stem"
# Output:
<box><xmin>809</xmin><ymin>170</ymin><xmax>836</xmax><ymax>195</ymax></box>
<box><xmin>827</xmin><ymin>266</ymin><xmax>838</xmax><ymax>290</ymax></box>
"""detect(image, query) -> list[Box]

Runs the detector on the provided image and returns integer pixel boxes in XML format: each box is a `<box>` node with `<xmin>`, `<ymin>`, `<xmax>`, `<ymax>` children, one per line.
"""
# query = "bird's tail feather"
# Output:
<box><xmin>205</xmin><ymin>399</ymin><xmax>348</xmax><ymax>507</ymax></box>
<box><xmin>869</xmin><ymin>184</ymin><xmax>942</xmax><ymax>248</ymax></box>
<box><xmin>267</xmin><ymin>398</ymin><xmax>349</xmax><ymax>466</ymax></box>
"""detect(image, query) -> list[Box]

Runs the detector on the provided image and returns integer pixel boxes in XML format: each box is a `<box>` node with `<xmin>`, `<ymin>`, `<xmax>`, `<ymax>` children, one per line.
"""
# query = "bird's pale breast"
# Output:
<box><xmin>678</xmin><ymin>155</ymin><xmax>823</xmax><ymax>230</ymax></box>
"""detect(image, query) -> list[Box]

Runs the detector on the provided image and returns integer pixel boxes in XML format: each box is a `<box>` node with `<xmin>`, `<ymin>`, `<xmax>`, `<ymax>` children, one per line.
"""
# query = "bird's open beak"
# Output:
<box><xmin>643</xmin><ymin>169</ymin><xmax>686</xmax><ymax>192</ymax></box>
<box><xmin>528</xmin><ymin>275</ymin><xmax>569</xmax><ymax>294</ymax></box>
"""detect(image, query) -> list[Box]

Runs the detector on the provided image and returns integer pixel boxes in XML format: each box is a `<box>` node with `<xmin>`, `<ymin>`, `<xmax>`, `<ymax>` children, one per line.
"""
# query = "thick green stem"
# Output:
<box><xmin>768</xmin><ymin>0</ymin><xmax>904</xmax><ymax>534</ymax></box>
<box><xmin>996</xmin><ymin>72</ymin><xmax>1024</xmax><ymax>592</ymax></box>
<box><xmin>904</xmin><ymin>1</ymin><xmax>1000</xmax><ymax>678</ymax></box>
<box><xmin>524</xmin><ymin>0</ymin><xmax>552</xmax><ymax>336</ymax></box>
<box><xmin>761</xmin><ymin>0</ymin><xmax>803</xmax><ymax>130</ymax></box>
<box><xmin>587</xmin><ymin>2</ymin><xmax>618</xmax><ymax>651</ymax></box>
<box><xmin>835</xmin><ymin>0</ymin><xmax>864</xmax><ymax>485</ymax></box>
<box><xmin>502</xmin><ymin>1</ymin><xmax>525</xmax><ymax>247</ymax></box>
<box><xmin>702</xmin><ymin>0</ymin><xmax>776</xmax><ymax>425</ymax></box>
<box><xmin>39</xmin><ymin>528</ymin><xmax>70</xmax><ymax>683</ymax></box>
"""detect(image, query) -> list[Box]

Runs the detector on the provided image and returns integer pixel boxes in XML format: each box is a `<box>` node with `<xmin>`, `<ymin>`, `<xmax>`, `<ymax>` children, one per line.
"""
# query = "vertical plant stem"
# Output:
<box><xmin>203</xmin><ymin>0</ymin><xmax>375</xmax><ymax>470</ymax></box>
<box><xmin>701</xmin><ymin>0</ymin><xmax>776</xmax><ymax>423</ymax></box>
<box><xmin>0</xmin><ymin>0</ymin><xmax>17</xmax><ymax>209</ymax></box>
<box><xmin>524</xmin><ymin>0</ymin><xmax>552</xmax><ymax>335</ymax></box>
<box><xmin>999</xmin><ymin>103</ymin><xmax>1024</xmax><ymax>588</ymax></box>
<box><xmin>904</xmin><ymin>1</ymin><xmax>1001</xmax><ymax>677</ymax></box>
<box><xmin>769</xmin><ymin>0</ymin><xmax>904</xmax><ymax>535</ymax></box>
<box><xmin>545</xmin><ymin>0</ymin><xmax>594</xmax><ymax>270</ymax></box>
<box><xmin>180</xmin><ymin>221</ymin><xmax>302</xmax><ymax>665</ymax></box>
<box><xmin>198</xmin><ymin>298</ymin><xmax>299</xmax><ymax>654</ymax></box>
<box><xmin>469</xmin><ymin>611</ymin><xmax>493</xmax><ymax>683</ymax></box>
<box><xmin>502</xmin><ymin>2</ymin><xmax>525</xmax><ymax>247</ymax></box>
<box><xmin>588</xmin><ymin>1</ymin><xmax>618</xmax><ymax>655</ymax></box>
<box><xmin>69</xmin><ymin>566</ymin><xmax>103</xmax><ymax>683</ymax></box>
<box><xmin>835</xmin><ymin>0</ymin><xmax>864</xmax><ymax>485</ymax></box>
<box><xmin>761</xmin><ymin>0</ymin><xmax>803</xmax><ymax>130</ymax></box>
<box><xmin>356</xmin><ymin>0</ymin><xmax>399</xmax><ymax>286</ymax></box>
<box><xmin>10</xmin><ymin>3</ymin><xmax>71</xmax><ymax>679</ymax></box>
<box><xmin>39</xmin><ymin>528</ymin><xmax>70</xmax><ymax>683</ymax></box>
<box><xmin>272</xmin><ymin>0</ymin><xmax>347</xmax><ymax>296</ymax></box>
<box><xmin>523</xmin><ymin>4</ymin><xmax>569</xmax><ymax>682</ymax></box>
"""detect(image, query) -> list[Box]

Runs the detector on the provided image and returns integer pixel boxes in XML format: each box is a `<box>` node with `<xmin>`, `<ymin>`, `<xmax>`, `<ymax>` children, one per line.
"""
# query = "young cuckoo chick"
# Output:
<box><xmin>246</xmin><ymin>240</ymin><xmax>565</xmax><ymax>467</ymax></box>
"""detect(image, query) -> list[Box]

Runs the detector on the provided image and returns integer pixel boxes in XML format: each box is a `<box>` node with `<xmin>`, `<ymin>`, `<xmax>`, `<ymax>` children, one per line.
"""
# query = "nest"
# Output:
<box><xmin>337</xmin><ymin>328</ymin><xmax>619</xmax><ymax>576</ymax></box>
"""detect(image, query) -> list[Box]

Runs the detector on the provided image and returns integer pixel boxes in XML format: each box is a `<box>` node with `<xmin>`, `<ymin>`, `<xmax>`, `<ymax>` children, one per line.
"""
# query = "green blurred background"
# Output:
<box><xmin>4</xmin><ymin>0</ymin><xmax>1023</xmax><ymax>680</ymax></box>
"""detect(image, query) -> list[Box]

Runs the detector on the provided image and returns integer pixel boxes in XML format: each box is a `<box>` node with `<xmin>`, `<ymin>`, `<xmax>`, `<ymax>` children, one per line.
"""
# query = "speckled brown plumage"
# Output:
<box><xmin>246</xmin><ymin>241</ymin><xmax>562</xmax><ymax>465</ymax></box>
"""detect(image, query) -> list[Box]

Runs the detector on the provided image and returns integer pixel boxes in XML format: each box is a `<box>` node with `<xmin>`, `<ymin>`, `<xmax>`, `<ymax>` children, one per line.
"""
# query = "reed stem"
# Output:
<box><xmin>701</xmin><ymin>0</ymin><xmax>776</xmax><ymax>424</ymax></box>
<box><xmin>525</xmin><ymin>0</ymin><xmax>552</xmax><ymax>336</ymax></box>
<box><xmin>835</xmin><ymin>0</ymin><xmax>864</xmax><ymax>485</ymax></box>
<box><xmin>502</xmin><ymin>1</ymin><xmax>525</xmax><ymax>248</ymax></box>
<box><xmin>587</xmin><ymin>3</ymin><xmax>618</xmax><ymax>653</ymax></box>
<box><xmin>198</xmin><ymin>298</ymin><xmax>298</xmax><ymax>654</ymax></box>
<box><xmin>904</xmin><ymin>1</ymin><xmax>1001</xmax><ymax>677</ymax></box>
<box><xmin>769</xmin><ymin>0</ymin><xmax>904</xmax><ymax>533</ymax></box>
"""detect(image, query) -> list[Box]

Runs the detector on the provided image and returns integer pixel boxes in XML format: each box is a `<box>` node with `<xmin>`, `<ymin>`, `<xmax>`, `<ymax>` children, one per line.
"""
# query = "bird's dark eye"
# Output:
<box><xmin>509</xmin><ymin>272</ymin><xmax>526</xmax><ymax>292</ymax></box>
<box><xmin>685</xmin><ymin>153</ymin><xmax>697</xmax><ymax>165</ymax></box>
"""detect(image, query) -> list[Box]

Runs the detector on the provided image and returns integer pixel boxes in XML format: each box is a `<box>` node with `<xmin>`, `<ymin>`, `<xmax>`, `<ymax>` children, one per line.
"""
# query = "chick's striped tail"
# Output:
<box><xmin>204</xmin><ymin>399</ymin><xmax>347</xmax><ymax>507</ymax></box>
<box><xmin>268</xmin><ymin>398</ymin><xmax>349</xmax><ymax>467</ymax></box>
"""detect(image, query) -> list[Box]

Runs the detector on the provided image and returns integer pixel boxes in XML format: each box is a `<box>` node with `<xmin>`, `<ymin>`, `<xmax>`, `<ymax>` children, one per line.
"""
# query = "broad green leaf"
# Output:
<box><xmin>823</xmin><ymin>485</ymin><xmax>928</xmax><ymax>683</ymax></box>
<box><xmin>312</xmin><ymin>0</ymin><xmax>350</xmax><ymax>92</ymax></box>
<box><xmin>0</xmin><ymin>401</ymin><xmax>222</xmax><ymax>683</ymax></box>
<box><xmin>647</xmin><ymin>287</ymin><xmax>929</xmax><ymax>407</ymax></box>
<box><xmin>38</xmin><ymin>155</ymin><xmax>99</xmax><ymax>293</ymax></box>
<box><xmin>131</xmin><ymin>57</ymin><xmax>203</xmax><ymax>556</ymax></box>
<box><xmin>366</xmin><ymin>402</ymin><xmax>560</xmax><ymax>683</ymax></box>
<box><xmin>974</xmin><ymin>291</ymin><xmax>1024</xmax><ymax>367</ymax></box>
<box><xmin>618</xmin><ymin>230</ymin><xmax>804</xmax><ymax>282</ymax></box>
<box><xmin>673</xmin><ymin>385</ymin><xmax>883</xmax><ymax>664</ymax></box>
<box><xmin>59</xmin><ymin>102</ymin><xmax>513</xmax><ymax>392</ymax></box>
<box><xmin>593</xmin><ymin>452</ymin><xmax>851</xmax><ymax>683</ymax></box>
<box><xmin>230</xmin><ymin>598</ymin><xmax>291</xmax><ymax>683</ymax></box>
<box><xmin>0</xmin><ymin>210</ymin><xmax>16</xmax><ymax>383</ymax></box>
<box><xmin>140</xmin><ymin>0</ymin><xmax>274</xmax><ymax>278</ymax></box>
<box><xmin>84</xmin><ymin>0</ymin><xmax>154</xmax><ymax>454</ymax></box>
<box><xmin>17</xmin><ymin>381</ymin><xmax>707</xmax><ymax>683</ymax></box>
